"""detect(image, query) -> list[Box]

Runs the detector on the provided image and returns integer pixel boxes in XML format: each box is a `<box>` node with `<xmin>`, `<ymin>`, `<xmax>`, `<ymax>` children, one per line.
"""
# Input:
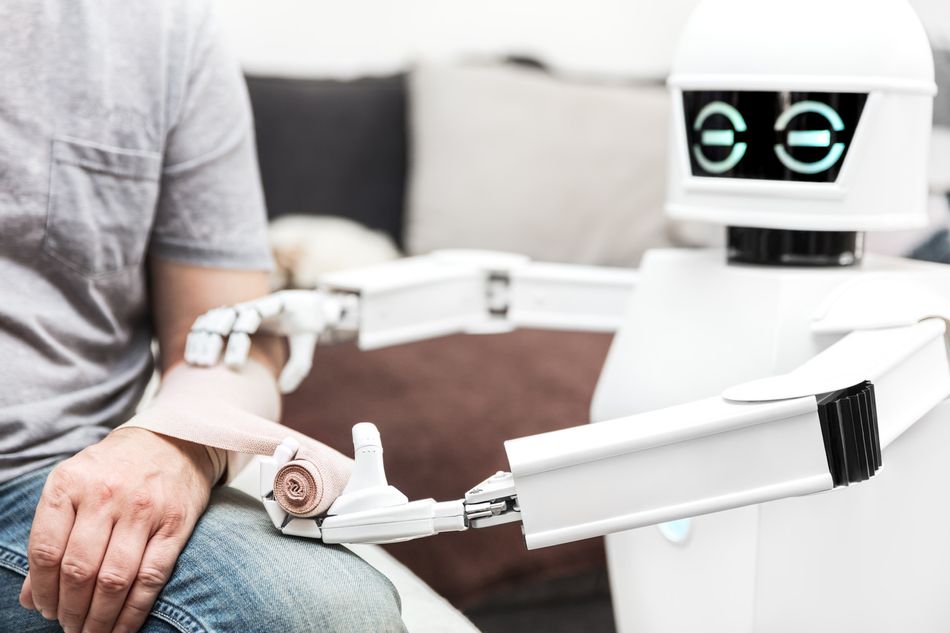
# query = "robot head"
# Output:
<box><xmin>666</xmin><ymin>0</ymin><xmax>937</xmax><ymax>262</ymax></box>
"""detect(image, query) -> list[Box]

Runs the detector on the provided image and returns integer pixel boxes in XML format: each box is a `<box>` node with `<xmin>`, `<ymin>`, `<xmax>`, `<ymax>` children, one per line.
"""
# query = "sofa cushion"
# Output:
<box><xmin>281</xmin><ymin>329</ymin><xmax>613</xmax><ymax>606</ymax></box>
<box><xmin>406</xmin><ymin>63</ymin><xmax>673</xmax><ymax>267</ymax></box>
<box><xmin>246</xmin><ymin>74</ymin><xmax>408</xmax><ymax>246</ymax></box>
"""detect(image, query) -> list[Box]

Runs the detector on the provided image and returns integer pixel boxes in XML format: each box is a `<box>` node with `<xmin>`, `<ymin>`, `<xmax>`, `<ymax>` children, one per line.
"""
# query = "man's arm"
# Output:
<box><xmin>152</xmin><ymin>260</ymin><xmax>285</xmax><ymax>376</ymax></box>
<box><xmin>19</xmin><ymin>259</ymin><xmax>283</xmax><ymax>633</ymax></box>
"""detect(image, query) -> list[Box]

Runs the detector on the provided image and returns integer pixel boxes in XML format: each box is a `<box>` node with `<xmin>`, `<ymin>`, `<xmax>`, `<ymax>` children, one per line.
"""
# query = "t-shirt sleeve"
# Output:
<box><xmin>149</xmin><ymin>3</ymin><xmax>273</xmax><ymax>270</ymax></box>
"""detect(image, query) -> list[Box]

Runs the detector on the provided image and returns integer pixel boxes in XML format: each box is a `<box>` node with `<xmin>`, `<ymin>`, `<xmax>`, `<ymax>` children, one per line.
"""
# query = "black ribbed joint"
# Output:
<box><xmin>816</xmin><ymin>381</ymin><xmax>881</xmax><ymax>487</ymax></box>
<box><xmin>727</xmin><ymin>227</ymin><xmax>865</xmax><ymax>267</ymax></box>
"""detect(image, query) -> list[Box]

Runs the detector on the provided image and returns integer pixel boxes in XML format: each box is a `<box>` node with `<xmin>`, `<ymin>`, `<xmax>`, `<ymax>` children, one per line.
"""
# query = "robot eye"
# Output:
<box><xmin>683</xmin><ymin>91</ymin><xmax>867</xmax><ymax>182</ymax></box>
<box><xmin>773</xmin><ymin>100</ymin><xmax>847</xmax><ymax>175</ymax></box>
<box><xmin>691</xmin><ymin>101</ymin><xmax>749</xmax><ymax>174</ymax></box>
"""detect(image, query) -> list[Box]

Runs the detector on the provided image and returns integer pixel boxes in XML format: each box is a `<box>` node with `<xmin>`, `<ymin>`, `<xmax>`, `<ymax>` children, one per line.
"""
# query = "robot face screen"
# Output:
<box><xmin>683</xmin><ymin>91</ymin><xmax>867</xmax><ymax>182</ymax></box>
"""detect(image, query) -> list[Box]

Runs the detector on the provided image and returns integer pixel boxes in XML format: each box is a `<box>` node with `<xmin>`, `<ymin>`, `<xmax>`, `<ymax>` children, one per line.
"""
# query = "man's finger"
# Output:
<box><xmin>19</xmin><ymin>573</ymin><xmax>35</xmax><ymax>610</ymax></box>
<box><xmin>111</xmin><ymin>530</ymin><xmax>187</xmax><ymax>633</ymax></box>
<box><xmin>27</xmin><ymin>470</ymin><xmax>77</xmax><ymax>619</ymax></box>
<box><xmin>57</xmin><ymin>508</ymin><xmax>115</xmax><ymax>633</ymax></box>
<box><xmin>81</xmin><ymin>518</ymin><xmax>150</xmax><ymax>633</ymax></box>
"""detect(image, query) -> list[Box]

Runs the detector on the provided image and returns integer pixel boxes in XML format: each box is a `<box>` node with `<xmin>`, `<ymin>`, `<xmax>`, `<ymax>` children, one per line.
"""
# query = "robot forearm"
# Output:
<box><xmin>511</xmin><ymin>318</ymin><xmax>949</xmax><ymax>548</ymax></box>
<box><xmin>258</xmin><ymin>319</ymin><xmax>950</xmax><ymax>549</ymax></box>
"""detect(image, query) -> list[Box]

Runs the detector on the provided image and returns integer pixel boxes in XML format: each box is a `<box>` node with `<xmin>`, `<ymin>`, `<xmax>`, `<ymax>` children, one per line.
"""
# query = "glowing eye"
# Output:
<box><xmin>774</xmin><ymin>101</ymin><xmax>847</xmax><ymax>175</ymax></box>
<box><xmin>691</xmin><ymin>101</ymin><xmax>748</xmax><ymax>175</ymax></box>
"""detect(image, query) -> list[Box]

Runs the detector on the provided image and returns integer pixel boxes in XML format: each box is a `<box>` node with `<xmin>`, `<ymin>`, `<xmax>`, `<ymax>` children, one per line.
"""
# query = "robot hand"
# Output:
<box><xmin>185</xmin><ymin>290</ymin><xmax>355</xmax><ymax>393</ymax></box>
<box><xmin>260</xmin><ymin>422</ymin><xmax>520</xmax><ymax>543</ymax></box>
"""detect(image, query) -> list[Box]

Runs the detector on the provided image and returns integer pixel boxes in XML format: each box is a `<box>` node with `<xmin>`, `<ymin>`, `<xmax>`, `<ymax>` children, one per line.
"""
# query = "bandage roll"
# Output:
<box><xmin>283</xmin><ymin>445</ymin><xmax>352</xmax><ymax>516</ymax></box>
<box><xmin>274</xmin><ymin>459</ymin><xmax>324</xmax><ymax>517</ymax></box>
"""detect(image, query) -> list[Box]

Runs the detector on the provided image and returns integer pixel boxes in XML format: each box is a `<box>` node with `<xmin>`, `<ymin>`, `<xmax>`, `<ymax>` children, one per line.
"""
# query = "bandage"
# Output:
<box><xmin>273</xmin><ymin>459</ymin><xmax>324</xmax><ymax>516</ymax></box>
<box><xmin>119</xmin><ymin>361</ymin><xmax>352</xmax><ymax>517</ymax></box>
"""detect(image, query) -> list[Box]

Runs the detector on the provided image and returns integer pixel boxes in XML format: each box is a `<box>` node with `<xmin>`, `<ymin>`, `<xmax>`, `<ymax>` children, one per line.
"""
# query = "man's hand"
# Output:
<box><xmin>18</xmin><ymin>427</ymin><xmax>216</xmax><ymax>633</ymax></box>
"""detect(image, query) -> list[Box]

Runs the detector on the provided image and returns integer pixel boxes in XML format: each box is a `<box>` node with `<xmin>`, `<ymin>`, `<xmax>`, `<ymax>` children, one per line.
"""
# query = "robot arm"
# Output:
<box><xmin>508</xmin><ymin>318</ymin><xmax>950</xmax><ymax>548</ymax></box>
<box><xmin>185</xmin><ymin>250</ymin><xmax>638</xmax><ymax>392</ymax></box>
<box><xmin>250</xmin><ymin>308</ymin><xmax>950</xmax><ymax>549</ymax></box>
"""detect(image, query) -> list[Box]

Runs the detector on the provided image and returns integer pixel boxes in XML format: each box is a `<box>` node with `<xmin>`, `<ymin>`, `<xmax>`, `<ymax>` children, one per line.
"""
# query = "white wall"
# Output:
<box><xmin>215</xmin><ymin>0</ymin><xmax>950</xmax><ymax>79</ymax></box>
<box><xmin>916</xmin><ymin>0</ymin><xmax>950</xmax><ymax>46</ymax></box>
<box><xmin>214</xmin><ymin>0</ymin><xmax>701</xmax><ymax>79</ymax></box>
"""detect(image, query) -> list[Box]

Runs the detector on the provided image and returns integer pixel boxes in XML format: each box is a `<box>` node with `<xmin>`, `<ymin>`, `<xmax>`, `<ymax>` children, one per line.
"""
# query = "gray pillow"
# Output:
<box><xmin>932</xmin><ymin>46</ymin><xmax>950</xmax><ymax>195</ymax></box>
<box><xmin>405</xmin><ymin>63</ymin><xmax>675</xmax><ymax>267</ymax></box>
<box><xmin>936</xmin><ymin>47</ymin><xmax>950</xmax><ymax>130</ymax></box>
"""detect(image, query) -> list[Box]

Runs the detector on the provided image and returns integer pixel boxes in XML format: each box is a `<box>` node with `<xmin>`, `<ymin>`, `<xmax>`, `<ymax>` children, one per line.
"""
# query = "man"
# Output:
<box><xmin>0</xmin><ymin>1</ymin><xmax>405</xmax><ymax>631</ymax></box>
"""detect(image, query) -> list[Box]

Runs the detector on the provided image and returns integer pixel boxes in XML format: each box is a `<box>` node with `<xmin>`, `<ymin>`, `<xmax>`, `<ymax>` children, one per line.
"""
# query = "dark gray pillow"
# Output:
<box><xmin>245</xmin><ymin>74</ymin><xmax>408</xmax><ymax>246</ymax></box>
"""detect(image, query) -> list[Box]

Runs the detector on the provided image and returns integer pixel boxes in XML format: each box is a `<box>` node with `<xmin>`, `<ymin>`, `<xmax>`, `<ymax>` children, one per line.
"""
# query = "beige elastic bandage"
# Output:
<box><xmin>118</xmin><ymin>362</ymin><xmax>352</xmax><ymax>518</ymax></box>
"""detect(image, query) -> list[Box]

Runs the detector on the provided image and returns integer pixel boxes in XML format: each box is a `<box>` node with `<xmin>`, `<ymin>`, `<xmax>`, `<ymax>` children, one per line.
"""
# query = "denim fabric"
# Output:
<box><xmin>0</xmin><ymin>464</ymin><xmax>406</xmax><ymax>632</ymax></box>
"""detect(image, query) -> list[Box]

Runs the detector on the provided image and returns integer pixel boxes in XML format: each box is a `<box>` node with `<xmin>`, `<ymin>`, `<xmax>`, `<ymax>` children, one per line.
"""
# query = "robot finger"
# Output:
<box><xmin>278</xmin><ymin>332</ymin><xmax>318</xmax><ymax>393</ymax></box>
<box><xmin>239</xmin><ymin>293</ymin><xmax>287</xmax><ymax>323</ymax></box>
<box><xmin>192</xmin><ymin>306</ymin><xmax>240</xmax><ymax>334</ymax></box>
<box><xmin>224</xmin><ymin>332</ymin><xmax>252</xmax><ymax>369</ymax></box>
<box><xmin>185</xmin><ymin>307</ymin><xmax>239</xmax><ymax>367</ymax></box>
<box><xmin>184</xmin><ymin>330</ymin><xmax>225</xmax><ymax>366</ymax></box>
<box><xmin>223</xmin><ymin>306</ymin><xmax>266</xmax><ymax>369</ymax></box>
<box><xmin>233</xmin><ymin>306</ymin><xmax>265</xmax><ymax>333</ymax></box>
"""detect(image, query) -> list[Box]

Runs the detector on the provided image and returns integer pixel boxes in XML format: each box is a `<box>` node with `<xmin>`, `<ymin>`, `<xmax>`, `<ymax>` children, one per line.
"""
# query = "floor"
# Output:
<box><xmin>464</xmin><ymin>571</ymin><xmax>616</xmax><ymax>633</ymax></box>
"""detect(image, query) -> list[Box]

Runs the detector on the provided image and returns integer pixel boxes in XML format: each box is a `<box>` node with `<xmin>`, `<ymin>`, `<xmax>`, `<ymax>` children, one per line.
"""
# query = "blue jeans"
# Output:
<box><xmin>0</xmin><ymin>464</ymin><xmax>406</xmax><ymax>632</ymax></box>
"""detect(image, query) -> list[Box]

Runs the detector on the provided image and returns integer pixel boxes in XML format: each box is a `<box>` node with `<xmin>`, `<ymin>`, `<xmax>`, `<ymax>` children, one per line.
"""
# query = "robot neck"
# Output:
<box><xmin>726</xmin><ymin>227</ymin><xmax>865</xmax><ymax>267</ymax></box>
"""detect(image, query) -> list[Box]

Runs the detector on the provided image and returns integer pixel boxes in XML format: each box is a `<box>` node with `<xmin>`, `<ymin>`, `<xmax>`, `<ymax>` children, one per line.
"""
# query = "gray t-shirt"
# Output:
<box><xmin>0</xmin><ymin>0</ymin><xmax>273</xmax><ymax>483</ymax></box>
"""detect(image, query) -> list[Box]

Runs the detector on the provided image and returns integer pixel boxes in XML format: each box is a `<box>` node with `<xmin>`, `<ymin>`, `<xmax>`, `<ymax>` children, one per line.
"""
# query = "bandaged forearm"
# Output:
<box><xmin>118</xmin><ymin>361</ymin><xmax>353</xmax><ymax>517</ymax></box>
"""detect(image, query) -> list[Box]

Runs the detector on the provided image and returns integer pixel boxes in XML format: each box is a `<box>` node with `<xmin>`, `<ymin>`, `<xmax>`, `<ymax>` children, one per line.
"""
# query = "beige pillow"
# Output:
<box><xmin>406</xmin><ymin>63</ymin><xmax>674</xmax><ymax>267</ymax></box>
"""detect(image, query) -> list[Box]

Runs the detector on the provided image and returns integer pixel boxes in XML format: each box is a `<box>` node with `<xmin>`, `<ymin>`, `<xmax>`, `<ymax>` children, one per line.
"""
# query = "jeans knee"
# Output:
<box><xmin>159</xmin><ymin>553</ymin><xmax>405</xmax><ymax>633</ymax></box>
<box><xmin>301</xmin><ymin>555</ymin><xmax>405</xmax><ymax>632</ymax></box>
<box><xmin>315</xmin><ymin>576</ymin><xmax>405</xmax><ymax>632</ymax></box>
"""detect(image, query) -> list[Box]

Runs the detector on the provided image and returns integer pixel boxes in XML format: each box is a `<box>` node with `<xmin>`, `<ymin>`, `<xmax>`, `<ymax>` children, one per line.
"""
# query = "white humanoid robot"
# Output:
<box><xmin>187</xmin><ymin>0</ymin><xmax>950</xmax><ymax>629</ymax></box>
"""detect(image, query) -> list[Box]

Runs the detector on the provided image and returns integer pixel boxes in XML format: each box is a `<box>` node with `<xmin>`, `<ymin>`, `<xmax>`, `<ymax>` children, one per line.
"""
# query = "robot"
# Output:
<box><xmin>185</xmin><ymin>0</ymin><xmax>950</xmax><ymax>629</ymax></box>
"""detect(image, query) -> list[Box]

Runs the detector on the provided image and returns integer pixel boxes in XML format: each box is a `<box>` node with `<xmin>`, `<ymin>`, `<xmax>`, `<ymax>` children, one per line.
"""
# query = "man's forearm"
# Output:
<box><xmin>123</xmin><ymin>358</ymin><xmax>283</xmax><ymax>483</ymax></box>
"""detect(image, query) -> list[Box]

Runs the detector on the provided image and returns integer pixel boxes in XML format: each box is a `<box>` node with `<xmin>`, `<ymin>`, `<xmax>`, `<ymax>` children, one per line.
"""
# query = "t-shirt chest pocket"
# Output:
<box><xmin>43</xmin><ymin>136</ymin><xmax>162</xmax><ymax>278</ymax></box>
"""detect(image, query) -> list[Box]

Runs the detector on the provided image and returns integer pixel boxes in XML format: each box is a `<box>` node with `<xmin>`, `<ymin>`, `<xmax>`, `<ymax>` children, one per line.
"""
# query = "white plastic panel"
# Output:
<box><xmin>723</xmin><ymin>318</ymin><xmax>950</xmax><ymax>450</ymax></box>
<box><xmin>321</xmin><ymin>256</ymin><xmax>487</xmax><ymax>349</ymax></box>
<box><xmin>725</xmin><ymin>319</ymin><xmax>950</xmax><ymax>405</ymax></box>
<box><xmin>812</xmin><ymin>275</ymin><xmax>950</xmax><ymax>333</ymax></box>
<box><xmin>320</xmin><ymin>499</ymin><xmax>466</xmax><ymax>544</ymax></box>
<box><xmin>872</xmin><ymin>321</ymin><xmax>950</xmax><ymax>449</ymax></box>
<box><xmin>508</xmin><ymin>263</ymin><xmax>638</xmax><ymax>332</ymax></box>
<box><xmin>505</xmin><ymin>395</ymin><xmax>831</xmax><ymax>549</ymax></box>
<box><xmin>320</xmin><ymin>252</ymin><xmax>639</xmax><ymax>348</ymax></box>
